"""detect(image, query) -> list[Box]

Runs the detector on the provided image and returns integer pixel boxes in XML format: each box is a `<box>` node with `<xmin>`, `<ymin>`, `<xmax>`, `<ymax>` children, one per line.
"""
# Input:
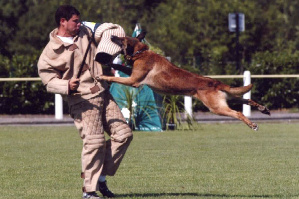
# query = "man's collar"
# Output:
<box><xmin>49</xmin><ymin>28</ymin><xmax>80</xmax><ymax>50</ymax></box>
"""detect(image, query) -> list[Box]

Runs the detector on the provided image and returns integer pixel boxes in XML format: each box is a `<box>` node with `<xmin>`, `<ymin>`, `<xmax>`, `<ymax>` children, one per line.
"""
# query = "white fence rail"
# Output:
<box><xmin>1</xmin><ymin>74</ymin><xmax>299</xmax><ymax>82</ymax></box>
<box><xmin>1</xmin><ymin>73</ymin><xmax>298</xmax><ymax>120</ymax></box>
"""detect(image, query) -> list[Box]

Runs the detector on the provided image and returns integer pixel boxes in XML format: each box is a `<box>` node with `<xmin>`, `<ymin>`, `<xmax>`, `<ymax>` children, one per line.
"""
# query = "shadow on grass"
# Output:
<box><xmin>116</xmin><ymin>192</ymin><xmax>297</xmax><ymax>198</ymax></box>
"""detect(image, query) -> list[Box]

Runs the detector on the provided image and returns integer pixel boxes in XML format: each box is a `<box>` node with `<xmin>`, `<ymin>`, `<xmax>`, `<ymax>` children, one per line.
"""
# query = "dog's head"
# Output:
<box><xmin>111</xmin><ymin>31</ymin><xmax>148</xmax><ymax>60</ymax></box>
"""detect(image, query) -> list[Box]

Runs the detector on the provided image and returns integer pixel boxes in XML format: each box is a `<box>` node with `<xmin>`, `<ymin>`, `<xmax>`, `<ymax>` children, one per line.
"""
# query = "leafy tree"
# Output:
<box><xmin>1</xmin><ymin>0</ymin><xmax>298</xmax><ymax>113</ymax></box>
<box><xmin>0</xmin><ymin>0</ymin><xmax>29</xmax><ymax>57</ymax></box>
<box><xmin>0</xmin><ymin>55</ymin><xmax>10</xmax><ymax>77</ymax></box>
<box><xmin>8</xmin><ymin>0</ymin><xmax>58</xmax><ymax>55</ymax></box>
<box><xmin>7</xmin><ymin>0</ymin><xmax>163</xmax><ymax>56</ymax></box>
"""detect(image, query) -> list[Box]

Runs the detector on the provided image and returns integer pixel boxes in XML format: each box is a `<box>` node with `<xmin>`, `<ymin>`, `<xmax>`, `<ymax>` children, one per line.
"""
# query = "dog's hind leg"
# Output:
<box><xmin>229</xmin><ymin>98</ymin><xmax>271</xmax><ymax>116</ymax></box>
<box><xmin>243</xmin><ymin>99</ymin><xmax>270</xmax><ymax>115</ymax></box>
<box><xmin>194</xmin><ymin>90</ymin><xmax>259</xmax><ymax>130</ymax></box>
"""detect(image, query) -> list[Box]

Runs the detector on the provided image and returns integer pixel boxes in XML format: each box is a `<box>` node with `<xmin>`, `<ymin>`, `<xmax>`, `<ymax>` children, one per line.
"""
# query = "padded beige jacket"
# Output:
<box><xmin>38</xmin><ymin>26</ymin><xmax>108</xmax><ymax>106</ymax></box>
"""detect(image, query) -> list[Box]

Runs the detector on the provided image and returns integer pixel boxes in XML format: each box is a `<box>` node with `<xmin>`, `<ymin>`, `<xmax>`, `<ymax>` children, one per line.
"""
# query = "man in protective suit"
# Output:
<box><xmin>38</xmin><ymin>5</ymin><xmax>132</xmax><ymax>198</ymax></box>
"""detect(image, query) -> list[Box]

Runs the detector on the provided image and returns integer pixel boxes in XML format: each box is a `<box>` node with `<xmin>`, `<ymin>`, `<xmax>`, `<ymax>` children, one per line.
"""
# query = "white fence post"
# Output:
<box><xmin>55</xmin><ymin>94</ymin><xmax>63</xmax><ymax>119</ymax></box>
<box><xmin>243</xmin><ymin>70</ymin><xmax>251</xmax><ymax>117</ymax></box>
<box><xmin>184</xmin><ymin>96</ymin><xmax>192</xmax><ymax>117</ymax></box>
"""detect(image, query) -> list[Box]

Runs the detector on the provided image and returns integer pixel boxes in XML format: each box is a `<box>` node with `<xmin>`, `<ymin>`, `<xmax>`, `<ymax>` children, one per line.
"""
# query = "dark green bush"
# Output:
<box><xmin>0</xmin><ymin>54</ymin><xmax>68</xmax><ymax>114</ymax></box>
<box><xmin>247</xmin><ymin>50</ymin><xmax>299</xmax><ymax>109</ymax></box>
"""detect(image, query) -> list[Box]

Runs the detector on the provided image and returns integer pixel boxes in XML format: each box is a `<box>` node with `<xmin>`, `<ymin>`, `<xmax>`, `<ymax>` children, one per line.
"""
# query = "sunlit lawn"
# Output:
<box><xmin>0</xmin><ymin>123</ymin><xmax>298</xmax><ymax>198</ymax></box>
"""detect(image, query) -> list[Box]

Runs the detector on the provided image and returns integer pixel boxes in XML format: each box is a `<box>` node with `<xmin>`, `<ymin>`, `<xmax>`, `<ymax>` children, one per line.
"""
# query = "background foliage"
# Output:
<box><xmin>0</xmin><ymin>0</ymin><xmax>298</xmax><ymax>114</ymax></box>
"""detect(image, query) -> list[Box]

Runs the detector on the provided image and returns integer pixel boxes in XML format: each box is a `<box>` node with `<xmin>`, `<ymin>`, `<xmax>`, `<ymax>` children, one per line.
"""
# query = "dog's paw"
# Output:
<box><xmin>262</xmin><ymin>107</ymin><xmax>271</xmax><ymax>116</ymax></box>
<box><xmin>251</xmin><ymin>123</ymin><xmax>259</xmax><ymax>131</ymax></box>
<box><xmin>96</xmin><ymin>75</ymin><xmax>109</xmax><ymax>82</ymax></box>
<box><xmin>258</xmin><ymin>106</ymin><xmax>270</xmax><ymax>116</ymax></box>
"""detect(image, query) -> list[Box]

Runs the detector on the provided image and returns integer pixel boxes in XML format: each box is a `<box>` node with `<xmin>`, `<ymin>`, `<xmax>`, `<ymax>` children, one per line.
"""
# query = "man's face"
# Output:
<box><xmin>61</xmin><ymin>14</ymin><xmax>81</xmax><ymax>37</ymax></box>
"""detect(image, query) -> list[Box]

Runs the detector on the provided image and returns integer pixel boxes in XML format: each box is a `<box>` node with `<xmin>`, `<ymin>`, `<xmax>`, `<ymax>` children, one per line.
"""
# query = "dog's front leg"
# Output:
<box><xmin>97</xmin><ymin>75</ymin><xmax>141</xmax><ymax>88</ymax></box>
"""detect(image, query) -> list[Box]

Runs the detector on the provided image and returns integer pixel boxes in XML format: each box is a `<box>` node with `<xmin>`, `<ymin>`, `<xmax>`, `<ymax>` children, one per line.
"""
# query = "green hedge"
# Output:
<box><xmin>0</xmin><ymin>54</ymin><xmax>67</xmax><ymax>114</ymax></box>
<box><xmin>246</xmin><ymin>50</ymin><xmax>299</xmax><ymax>109</ymax></box>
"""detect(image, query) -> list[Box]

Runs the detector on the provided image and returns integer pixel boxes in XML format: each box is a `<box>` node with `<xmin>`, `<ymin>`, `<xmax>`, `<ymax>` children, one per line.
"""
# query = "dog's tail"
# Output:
<box><xmin>220</xmin><ymin>84</ymin><xmax>253</xmax><ymax>97</ymax></box>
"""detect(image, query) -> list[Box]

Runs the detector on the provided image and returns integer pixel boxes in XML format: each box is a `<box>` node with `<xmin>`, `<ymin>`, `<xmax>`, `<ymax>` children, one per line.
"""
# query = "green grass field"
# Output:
<box><xmin>0</xmin><ymin>123</ymin><xmax>298</xmax><ymax>199</ymax></box>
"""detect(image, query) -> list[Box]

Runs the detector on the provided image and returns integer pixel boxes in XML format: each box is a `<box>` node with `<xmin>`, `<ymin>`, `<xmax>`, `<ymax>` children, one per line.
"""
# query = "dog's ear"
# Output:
<box><xmin>136</xmin><ymin>31</ymin><xmax>146</xmax><ymax>42</ymax></box>
<box><xmin>111</xmin><ymin>35</ymin><xmax>123</xmax><ymax>46</ymax></box>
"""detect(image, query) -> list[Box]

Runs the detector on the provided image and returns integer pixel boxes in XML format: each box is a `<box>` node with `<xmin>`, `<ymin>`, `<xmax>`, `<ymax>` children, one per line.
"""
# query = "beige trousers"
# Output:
<box><xmin>70</xmin><ymin>91</ymin><xmax>133</xmax><ymax>192</ymax></box>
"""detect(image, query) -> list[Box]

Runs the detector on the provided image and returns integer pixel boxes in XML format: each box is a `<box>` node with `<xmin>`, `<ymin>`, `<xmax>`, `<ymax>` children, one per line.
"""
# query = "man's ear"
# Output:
<box><xmin>136</xmin><ymin>31</ymin><xmax>146</xmax><ymax>41</ymax></box>
<box><xmin>60</xmin><ymin>18</ymin><xmax>67</xmax><ymax>27</ymax></box>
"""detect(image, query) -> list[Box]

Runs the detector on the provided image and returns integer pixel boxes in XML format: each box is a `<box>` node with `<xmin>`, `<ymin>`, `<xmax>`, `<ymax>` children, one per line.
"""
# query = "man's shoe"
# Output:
<box><xmin>98</xmin><ymin>181</ymin><xmax>115</xmax><ymax>198</ymax></box>
<box><xmin>82</xmin><ymin>192</ymin><xmax>102</xmax><ymax>199</ymax></box>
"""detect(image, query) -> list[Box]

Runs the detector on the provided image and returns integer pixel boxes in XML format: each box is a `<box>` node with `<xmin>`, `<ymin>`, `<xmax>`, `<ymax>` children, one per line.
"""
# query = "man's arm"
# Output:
<box><xmin>38</xmin><ymin>58</ymin><xmax>72</xmax><ymax>95</ymax></box>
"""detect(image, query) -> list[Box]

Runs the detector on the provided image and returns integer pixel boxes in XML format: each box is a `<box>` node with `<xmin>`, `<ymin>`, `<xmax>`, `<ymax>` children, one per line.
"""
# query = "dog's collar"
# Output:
<box><xmin>125</xmin><ymin>49</ymin><xmax>147</xmax><ymax>60</ymax></box>
<box><xmin>132</xmin><ymin>49</ymin><xmax>147</xmax><ymax>57</ymax></box>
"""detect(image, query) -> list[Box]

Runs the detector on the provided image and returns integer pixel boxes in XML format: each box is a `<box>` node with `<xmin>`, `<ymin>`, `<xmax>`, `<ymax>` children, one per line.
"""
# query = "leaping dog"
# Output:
<box><xmin>98</xmin><ymin>32</ymin><xmax>270</xmax><ymax>130</ymax></box>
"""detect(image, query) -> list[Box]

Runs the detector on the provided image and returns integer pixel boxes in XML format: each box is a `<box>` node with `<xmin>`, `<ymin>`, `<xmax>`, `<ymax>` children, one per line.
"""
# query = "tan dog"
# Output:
<box><xmin>99</xmin><ymin>32</ymin><xmax>270</xmax><ymax>130</ymax></box>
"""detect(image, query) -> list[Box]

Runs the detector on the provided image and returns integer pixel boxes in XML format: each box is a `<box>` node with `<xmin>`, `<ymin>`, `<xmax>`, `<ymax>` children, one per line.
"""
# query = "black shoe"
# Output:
<box><xmin>98</xmin><ymin>181</ymin><xmax>115</xmax><ymax>198</ymax></box>
<box><xmin>82</xmin><ymin>191</ymin><xmax>102</xmax><ymax>199</ymax></box>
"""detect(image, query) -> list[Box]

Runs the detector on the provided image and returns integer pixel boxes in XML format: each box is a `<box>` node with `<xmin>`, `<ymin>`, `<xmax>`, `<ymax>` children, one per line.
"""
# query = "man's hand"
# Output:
<box><xmin>69</xmin><ymin>78</ymin><xmax>80</xmax><ymax>92</ymax></box>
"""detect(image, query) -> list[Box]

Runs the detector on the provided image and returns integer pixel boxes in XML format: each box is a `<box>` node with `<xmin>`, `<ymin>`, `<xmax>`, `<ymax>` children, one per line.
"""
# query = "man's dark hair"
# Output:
<box><xmin>55</xmin><ymin>5</ymin><xmax>80</xmax><ymax>27</ymax></box>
